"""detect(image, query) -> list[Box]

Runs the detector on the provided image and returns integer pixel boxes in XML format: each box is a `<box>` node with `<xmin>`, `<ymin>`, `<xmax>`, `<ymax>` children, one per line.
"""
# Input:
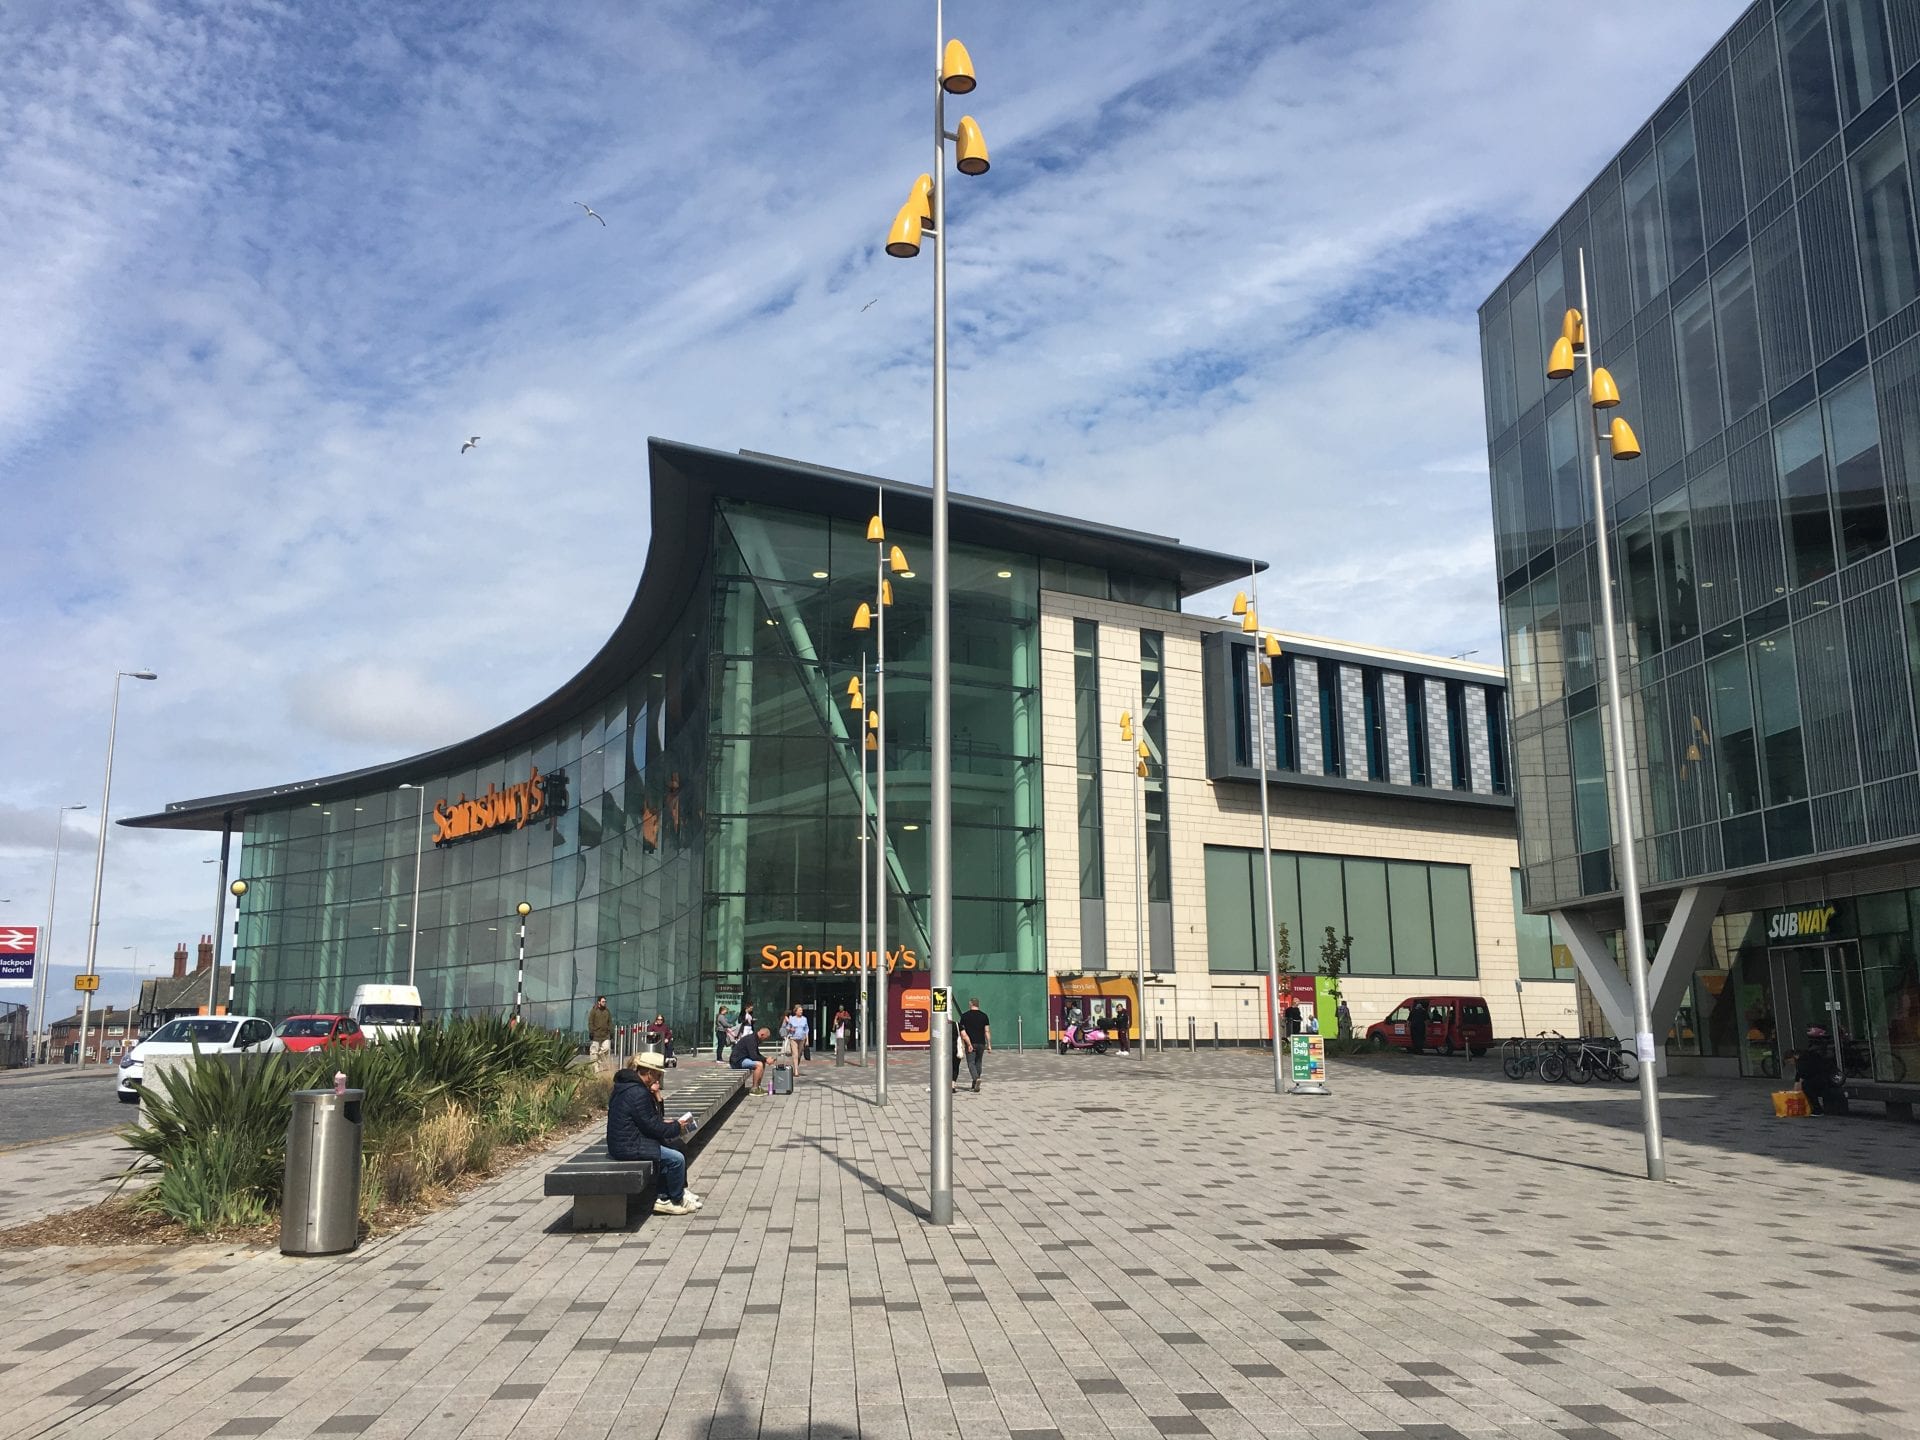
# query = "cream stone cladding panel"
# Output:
<box><xmin>1039</xmin><ymin>593</ymin><xmax>1560</xmax><ymax>1039</ymax></box>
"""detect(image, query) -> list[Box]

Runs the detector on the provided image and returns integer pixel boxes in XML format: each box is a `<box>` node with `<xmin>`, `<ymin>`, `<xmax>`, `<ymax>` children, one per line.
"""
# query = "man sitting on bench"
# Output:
<box><xmin>608</xmin><ymin>1052</ymin><xmax>701</xmax><ymax>1215</ymax></box>
<box><xmin>730</xmin><ymin>1026</ymin><xmax>771</xmax><ymax>1094</ymax></box>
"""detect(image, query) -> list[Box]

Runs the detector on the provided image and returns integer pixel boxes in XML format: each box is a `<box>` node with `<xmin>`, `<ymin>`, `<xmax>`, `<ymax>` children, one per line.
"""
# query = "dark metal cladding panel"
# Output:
<box><xmin>1753</xmin><ymin>212</ymin><xmax>1816</xmax><ymax>389</ymax></box>
<box><xmin>1797</xmin><ymin>168</ymin><xmax>1867</xmax><ymax>364</ymax></box>
<box><xmin>1844</xmin><ymin>582</ymin><xmax>1920</xmax><ymax>782</ymax></box>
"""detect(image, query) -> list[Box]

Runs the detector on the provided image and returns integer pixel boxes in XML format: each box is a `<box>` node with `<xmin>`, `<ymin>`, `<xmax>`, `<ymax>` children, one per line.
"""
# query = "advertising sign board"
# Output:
<box><xmin>0</xmin><ymin>927</ymin><xmax>36</xmax><ymax>984</ymax></box>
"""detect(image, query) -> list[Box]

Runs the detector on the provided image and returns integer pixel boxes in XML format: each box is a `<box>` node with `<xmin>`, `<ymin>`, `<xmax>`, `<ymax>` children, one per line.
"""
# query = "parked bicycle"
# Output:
<box><xmin>1500</xmin><ymin>1032</ymin><xmax>1568</xmax><ymax>1080</ymax></box>
<box><xmin>1561</xmin><ymin>1035</ymin><xmax>1638</xmax><ymax>1084</ymax></box>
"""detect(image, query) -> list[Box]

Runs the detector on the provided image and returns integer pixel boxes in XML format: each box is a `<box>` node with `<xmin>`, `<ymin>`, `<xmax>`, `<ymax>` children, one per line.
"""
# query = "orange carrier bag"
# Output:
<box><xmin>1771</xmin><ymin>1090</ymin><xmax>1810</xmax><ymax>1117</ymax></box>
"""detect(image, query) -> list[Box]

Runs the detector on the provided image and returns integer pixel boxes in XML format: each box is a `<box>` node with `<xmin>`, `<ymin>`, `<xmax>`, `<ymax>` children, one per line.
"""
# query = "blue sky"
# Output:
<box><xmin>0</xmin><ymin>0</ymin><xmax>1749</xmax><ymax>1007</ymax></box>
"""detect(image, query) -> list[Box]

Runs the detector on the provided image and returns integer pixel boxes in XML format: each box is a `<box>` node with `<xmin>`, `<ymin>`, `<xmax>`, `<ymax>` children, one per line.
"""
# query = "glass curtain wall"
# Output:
<box><xmin>1073</xmin><ymin>619</ymin><xmax>1106</xmax><ymax>961</ymax></box>
<box><xmin>1485</xmin><ymin>0</ymin><xmax>1920</xmax><ymax>906</ymax></box>
<box><xmin>237</xmin><ymin>575</ymin><xmax>712</xmax><ymax>1036</ymax></box>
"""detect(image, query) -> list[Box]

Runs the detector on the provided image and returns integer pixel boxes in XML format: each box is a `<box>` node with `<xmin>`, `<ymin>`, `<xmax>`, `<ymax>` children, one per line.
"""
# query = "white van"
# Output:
<box><xmin>349</xmin><ymin>984</ymin><xmax>424</xmax><ymax>1042</ymax></box>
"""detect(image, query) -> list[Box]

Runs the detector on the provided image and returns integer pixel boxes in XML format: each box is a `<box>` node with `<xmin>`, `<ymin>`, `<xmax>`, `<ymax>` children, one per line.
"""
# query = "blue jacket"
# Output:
<box><xmin>606</xmin><ymin>1069</ymin><xmax>683</xmax><ymax>1161</ymax></box>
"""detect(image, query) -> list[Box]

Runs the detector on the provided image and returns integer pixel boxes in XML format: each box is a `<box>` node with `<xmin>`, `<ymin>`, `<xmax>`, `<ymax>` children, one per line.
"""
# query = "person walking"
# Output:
<box><xmin>1111</xmin><ymin>1001</ymin><xmax>1130</xmax><ymax>1056</ymax></box>
<box><xmin>950</xmin><ymin>1016</ymin><xmax>969</xmax><ymax>1091</ymax></box>
<box><xmin>781</xmin><ymin>1004</ymin><xmax>809</xmax><ymax>1070</ymax></box>
<box><xmin>832</xmin><ymin>1003</ymin><xmax>852</xmax><ymax>1064</ymax></box>
<box><xmin>587</xmin><ymin>997</ymin><xmax>614</xmax><ymax>1068</ymax></box>
<box><xmin>607</xmin><ymin>1051</ymin><xmax>700</xmax><ymax>1215</ymax></box>
<box><xmin>1335</xmin><ymin>997</ymin><xmax>1353</xmax><ymax>1041</ymax></box>
<box><xmin>714</xmin><ymin>1005</ymin><xmax>733</xmax><ymax>1061</ymax></box>
<box><xmin>957</xmin><ymin>998</ymin><xmax>991</xmax><ymax>1092</ymax></box>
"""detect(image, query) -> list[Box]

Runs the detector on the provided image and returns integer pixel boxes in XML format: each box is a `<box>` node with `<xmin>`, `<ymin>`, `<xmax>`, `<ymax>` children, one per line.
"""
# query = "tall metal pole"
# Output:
<box><xmin>514</xmin><ymin>903</ymin><xmax>530</xmax><ymax>1023</ymax></box>
<box><xmin>928</xmin><ymin>0</ymin><xmax>955</xmax><ymax>1225</ymax></box>
<box><xmin>1250</xmin><ymin>571</ymin><xmax>1285</xmax><ymax>1095</ymax></box>
<box><xmin>875</xmin><ymin>489</ymin><xmax>890</xmax><ymax>1107</ymax></box>
<box><xmin>208</xmin><ymin>818</ymin><xmax>232</xmax><ymax>1015</ymax></box>
<box><xmin>32</xmin><ymin>805</ymin><xmax>83</xmax><ymax>1064</ymax></box>
<box><xmin>1576</xmin><ymin>248</ymin><xmax>1665</xmax><ymax>1182</ymax></box>
<box><xmin>405</xmin><ymin>785</ymin><xmax>427</xmax><ymax>986</ymax></box>
<box><xmin>858</xmin><ymin>651</ymin><xmax>871</xmax><ymax>1066</ymax></box>
<box><xmin>79</xmin><ymin>670</ymin><xmax>152</xmax><ymax>1066</ymax></box>
<box><xmin>1132</xmin><ymin>700</ymin><xmax>1145</xmax><ymax>1060</ymax></box>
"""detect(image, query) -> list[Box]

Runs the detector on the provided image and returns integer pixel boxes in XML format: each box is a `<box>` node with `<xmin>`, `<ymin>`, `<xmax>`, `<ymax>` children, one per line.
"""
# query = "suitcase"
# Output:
<box><xmin>771</xmin><ymin>1063</ymin><xmax>794</xmax><ymax>1095</ymax></box>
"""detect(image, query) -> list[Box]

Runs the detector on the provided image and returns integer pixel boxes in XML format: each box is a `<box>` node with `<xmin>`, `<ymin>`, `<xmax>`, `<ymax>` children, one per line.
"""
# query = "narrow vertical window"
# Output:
<box><xmin>1852</xmin><ymin>121</ymin><xmax>1919</xmax><ymax>325</ymax></box>
<box><xmin>1780</xmin><ymin>0</ymin><xmax>1842</xmax><ymax>163</ymax></box>
<box><xmin>1775</xmin><ymin>406</ymin><xmax>1838</xmax><ymax>587</ymax></box>
<box><xmin>1624</xmin><ymin>153</ymin><xmax>1670</xmax><ymax>308</ymax></box>
<box><xmin>1831</xmin><ymin>0</ymin><xmax>1893</xmax><ymax>120</ymax></box>
<box><xmin>1362</xmin><ymin>668</ymin><xmax>1387</xmax><ymax>781</ymax></box>
<box><xmin>1445</xmin><ymin>681</ymin><xmax>1471</xmax><ymax>790</ymax></box>
<box><xmin>1072</xmin><ymin>619</ymin><xmax>1104</xmax><ymax>904</ymax></box>
<box><xmin>1712</xmin><ymin>252</ymin><xmax>1766</xmax><ymax>421</ymax></box>
<box><xmin>1140</xmin><ymin>631</ymin><xmax>1171</xmax><ymax>916</ymax></box>
<box><xmin>1406</xmin><ymin>677</ymin><xmax>1430</xmax><ymax>786</ymax></box>
<box><xmin>1674</xmin><ymin>285</ymin><xmax>1724</xmax><ymax>449</ymax></box>
<box><xmin>1658</xmin><ymin>118</ymin><xmax>1705</xmax><ymax>277</ymax></box>
<box><xmin>1318</xmin><ymin>660</ymin><xmax>1344</xmax><ymax>777</ymax></box>
<box><xmin>1486</xmin><ymin>690</ymin><xmax>1511</xmax><ymax>796</ymax></box>
<box><xmin>1824</xmin><ymin>371</ymin><xmax>1891</xmax><ymax>565</ymax></box>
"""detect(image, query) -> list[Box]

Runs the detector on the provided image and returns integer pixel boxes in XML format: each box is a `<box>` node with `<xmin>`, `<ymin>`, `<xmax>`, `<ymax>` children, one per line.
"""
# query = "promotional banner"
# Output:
<box><xmin>1289</xmin><ymin>1034</ymin><xmax>1329</xmax><ymax>1093</ymax></box>
<box><xmin>0</xmin><ymin>926</ymin><xmax>37</xmax><ymax>985</ymax></box>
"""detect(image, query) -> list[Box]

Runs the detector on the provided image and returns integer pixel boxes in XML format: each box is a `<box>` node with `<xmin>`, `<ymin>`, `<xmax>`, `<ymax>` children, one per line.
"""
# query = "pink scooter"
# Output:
<box><xmin>1059</xmin><ymin>1020</ymin><xmax>1111</xmax><ymax>1055</ymax></box>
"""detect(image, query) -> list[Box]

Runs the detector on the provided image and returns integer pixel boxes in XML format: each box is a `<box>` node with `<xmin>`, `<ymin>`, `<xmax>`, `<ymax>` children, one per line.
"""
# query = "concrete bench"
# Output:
<box><xmin>1845</xmin><ymin>1081</ymin><xmax>1916</xmax><ymax>1121</ymax></box>
<box><xmin>545</xmin><ymin>1069</ymin><xmax>749</xmax><ymax>1230</ymax></box>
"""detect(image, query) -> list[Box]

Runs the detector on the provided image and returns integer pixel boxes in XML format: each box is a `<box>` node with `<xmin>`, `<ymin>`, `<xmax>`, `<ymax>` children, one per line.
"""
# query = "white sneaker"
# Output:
<box><xmin>683</xmin><ymin>1190</ymin><xmax>704</xmax><ymax>1209</ymax></box>
<box><xmin>654</xmin><ymin>1198</ymin><xmax>692</xmax><ymax>1216</ymax></box>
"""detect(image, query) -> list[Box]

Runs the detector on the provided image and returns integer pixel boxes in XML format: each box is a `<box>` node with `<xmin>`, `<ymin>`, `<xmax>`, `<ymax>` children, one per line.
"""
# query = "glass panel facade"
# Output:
<box><xmin>1073</xmin><ymin>620</ymin><xmax>1104</xmax><ymax>902</ymax></box>
<box><xmin>235</xmin><ymin>493</ymin><xmax>1050</xmax><ymax>1038</ymax></box>
<box><xmin>1483</xmin><ymin>1</ymin><xmax>1920</xmax><ymax>903</ymax></box>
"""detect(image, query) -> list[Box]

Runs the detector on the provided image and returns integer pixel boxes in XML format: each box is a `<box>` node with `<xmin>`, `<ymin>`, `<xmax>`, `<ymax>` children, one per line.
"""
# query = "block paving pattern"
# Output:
<box><xmin>1</xmin><ymin>1053</ymin><xmax>1917</xmax><ymax>1440</ymax></box>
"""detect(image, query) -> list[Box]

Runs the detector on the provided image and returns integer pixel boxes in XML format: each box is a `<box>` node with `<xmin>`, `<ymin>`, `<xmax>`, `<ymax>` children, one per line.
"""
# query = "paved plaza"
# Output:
<box><xmin>1</xmin><ymin>1051</ymin><xmax>1916</xmax><ymax>1440</ymax></box>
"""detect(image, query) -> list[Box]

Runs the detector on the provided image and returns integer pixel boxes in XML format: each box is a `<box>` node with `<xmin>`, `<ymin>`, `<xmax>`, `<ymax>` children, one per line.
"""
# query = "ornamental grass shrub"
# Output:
<box><xmin>121</xmin><ymin>1017</ymin><xmax>586</xmax><ymax>1234</ymax></box>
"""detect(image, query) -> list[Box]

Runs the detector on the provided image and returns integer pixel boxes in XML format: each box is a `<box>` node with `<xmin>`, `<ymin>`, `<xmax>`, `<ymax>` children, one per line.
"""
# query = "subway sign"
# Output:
<box><xmin>432</xmin><ymin>766</ymin><xmax>569</xmax><ymax>847</ymax></box>
<box><xmin>1766</xmin><ymin>904</ymin><xmax>1837</xmax><ymax>942</ymax></box>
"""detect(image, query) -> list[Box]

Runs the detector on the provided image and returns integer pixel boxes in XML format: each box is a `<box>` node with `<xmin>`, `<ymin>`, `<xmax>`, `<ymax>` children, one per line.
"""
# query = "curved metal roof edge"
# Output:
<box><xmin>126</xmin><ymin>437</ymin><xmax>1263</xmax><ymax>832</ymax></box>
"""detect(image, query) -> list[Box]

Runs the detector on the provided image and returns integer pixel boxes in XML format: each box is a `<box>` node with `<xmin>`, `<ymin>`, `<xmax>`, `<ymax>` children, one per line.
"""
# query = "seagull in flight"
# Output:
<box><xmin>861</xmin><ymin>298</ymin><xmax>878</xmax><ymax>312</ymax></box>
<box><xmin>460</xmin><ymin>436</ymin><xmax>480</xmax><ymax>454</ymax></box>
<box><xmin>573</xmin><ymin>201</ymin><xmax>606</xmax><ymax>226</ymax></box>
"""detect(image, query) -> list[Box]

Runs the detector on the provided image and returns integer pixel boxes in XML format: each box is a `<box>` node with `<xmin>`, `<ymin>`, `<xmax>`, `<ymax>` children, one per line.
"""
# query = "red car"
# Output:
<box><xmin>267</xmin><ymin>1014</ymin><xmax>365</xmax><ymax>1054</ymax></box>
<box><xmin>1365</xmin><ymin>995</ymin><xmax>1493</xmax><ymax>1057</ymax></box>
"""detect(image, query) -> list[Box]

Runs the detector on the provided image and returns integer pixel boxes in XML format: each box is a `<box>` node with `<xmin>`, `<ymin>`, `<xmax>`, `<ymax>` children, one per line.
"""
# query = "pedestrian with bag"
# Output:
<box><xmin>714</xmin><ymin>1005</ymin><xmax>733</xmax><ymax>1061</ymax></box>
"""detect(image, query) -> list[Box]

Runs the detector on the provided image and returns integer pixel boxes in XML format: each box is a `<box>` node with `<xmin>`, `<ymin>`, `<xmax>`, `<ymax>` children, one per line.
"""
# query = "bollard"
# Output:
<box><xmin>1188</xmin><ymin>1016</ymin><xmax>1196</xmax><ymax>1052</ymax></box>
<box><xmin>1213</xmin><ymin>1020</ymin><xmax>1220</xmax><ymax>1049</ymax></box>
<box><xmin>1154</xmin><ymin>1017</ymin><xmax>1164</xmax><ymax>1052</ymax></box>
<box><xmin>1016</xmin><ymin>1014</ymin><xmax>1024</xmax><ymax>1052</ymax></box>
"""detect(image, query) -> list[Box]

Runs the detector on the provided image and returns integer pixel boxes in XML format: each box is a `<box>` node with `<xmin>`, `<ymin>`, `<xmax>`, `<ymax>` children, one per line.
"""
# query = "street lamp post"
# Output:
<box><xmin>31</xmin><ymin>804</ymin><xmax>85</xmax><ymax>1065</ymax></box>
<box><xmin>224</xmin><ymin>880</ymin><xmax>246</xmax><ymax>1014</ymax></box>
<box><xmin>1545</xmin><ymin>252</ymin><xmax>1662</xmax><ymax>1180</ymax></box>
<box><xmin>1234</xmin><ymin>587</ymin><xmax>1288</xmax><ymax>1094</ymax></box>
<box><xmin>513</xmin><ymin>901</ymin><xmax>531</xmax><ymax>1023</ymax></box>
<box><xmin>77</xmin><ymin>669</ymin><xmax>156</xmax><ymax>1067</ymax></box>
<box><xmin>853</xmin><ymin>657</ymin><xmax>872</xmax><ymax>1067</ymax></box>
<box><xmin>853</xmin><ymin>503</ymin><xmax>908</xmax><ymax>1106</ymax></box>
<box><xmin>399</xmin><ymin>784</ymin><xmax>428</xmax><ymax>985</ymax></box>
<box><xmin>881</xmin><ymin>1</ymin><xmax>991</xmax><ymax>1229</ymax></box>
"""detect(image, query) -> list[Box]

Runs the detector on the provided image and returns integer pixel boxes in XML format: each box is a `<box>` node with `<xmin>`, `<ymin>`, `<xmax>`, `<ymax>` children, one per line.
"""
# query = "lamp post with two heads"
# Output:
<box><xmin>78</xmin><ymin>669</ymin><xmax>157</xmax><ymax>1066</ymax></box>
<box><xmin>852</xmin><ymin>510</ymin><xmax>909</xmax><ymax>1106</ymax></box>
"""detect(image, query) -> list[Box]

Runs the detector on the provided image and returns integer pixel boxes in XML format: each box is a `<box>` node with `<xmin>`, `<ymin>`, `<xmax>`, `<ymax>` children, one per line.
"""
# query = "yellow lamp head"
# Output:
<box><xmin>1561</xmin><ymin>308</ymin><xmax>1585</xmax><ymax>347</ymax></box>
<box><xmin>846</xmin><ymin>676</ymin><xmax>862</xmax><ymax>697</ymax></box>
<box><xmin>1136</xmin><ymin>760</ymin><xmax>1148</xmax><ymax>778</ymax></box>
<box><xmin>889</xmin><ymin>544</ymin><xmax>909</xmax><ymax>574</ymax></box>
<box><xmin>941</xmin><ymin>38</ymin><xmax>977</xmax><ymax>94</ymax></box>
<box><xmin>1685</xmin><ymin>742</ymin><xmax>1701</xmax><ymax>763</ymax></box>
<box><xmin>1230</xmin><ymin>591</ymin><xmax>1248</xmax><ymax>616</ymax></box>
<box><xmin>1609</xmin><ymin>416</ymin><xmax>1642</xmax><ymax>461</ymax></box>
<box><xmin>881</xmin><ymin>578</ymin><xmax>894</xmax><ymax>606</ymax></box>
<box><xmin>1590</xmin><ymin>366</ymin><xmax>1621</xmax><ymax>409</ymax></box>
<box><xmin>1241</xmin><ymin>609</ymin><xmax>1258</xmax><ymax>633</ymax></box>
<box><xmin>1258</xmin><ymin>660</ymin><xmax>1273</xmax><ymax>686</ymax></box>
<box><xmin>517</xmin><ymin>901</ymin><xmax>531</xmax><ymax>917</ymax></box>
<box><xmin>852</xmin><ymin>603</ymin><xmax>873</xmax><ymax>631</ymax></box>
<box><xmin>231</xmin><ymin>879</ymin><xmax>248</xmax><ymax>898</ymax></box>
<box><xmin>866</xmin><ymin>515</ymin><xmax>885</xmax><ymax>542</ymax></box>
<box><xmin>848</xmin><ymin>690</ymin><xmax>864</xmax><ymax>713</ymax></box>
<box><xmin>868</xmin><ymin>708</ymin><xmax>879</xmax><ymax>731</ymax></box>
<box><xmin>1137</xmin><ymin>740</ymin><xmax>1149</xmax><ymax>760</ymax></box>
<box><xmin>955</xmin><ymin>116</ymin><xmax>990</xmax><ymax>176</ymax></box>
<box><xmin>1546</xmin><ymin>335</ymin><xmax>1576</xmax><ymax>380</ymax></box>
<box><xmin>886</xmin><ymin>201</ymin><xmax>923</xmax><ymax>259</ymax></box>
<box><xmin>866</xmin><ymin>733</ymin><xmax>878</xmax><ymax>751</ymax></box>
<box><xmin>908</xmin><ymin>173</ymin><xmax>933</xmax><ymax>224</ymax></box>
<box><xmin>1264</xmin><ymin>634</ymin><xmax>1282</xmax><ymax>658</ymax></box>
<box><xmin>1119</xmin><ymin>711</ymin><xmax>1133</xmax><ymax>741</ymax></box>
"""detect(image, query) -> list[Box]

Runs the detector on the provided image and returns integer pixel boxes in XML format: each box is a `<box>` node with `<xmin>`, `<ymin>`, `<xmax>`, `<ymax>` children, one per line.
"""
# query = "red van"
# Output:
<box><xmin>1365</xmin><ymin>995</ymin><xmax>1493</xmax><ymax>1057</ymax></box>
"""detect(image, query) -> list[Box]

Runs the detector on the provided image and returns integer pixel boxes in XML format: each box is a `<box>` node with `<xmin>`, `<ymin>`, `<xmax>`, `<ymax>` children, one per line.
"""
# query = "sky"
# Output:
<box><xmin>0</xmin><ymin>0</ymin><xmax>1751</xmax><ymax>1015</ymax></box>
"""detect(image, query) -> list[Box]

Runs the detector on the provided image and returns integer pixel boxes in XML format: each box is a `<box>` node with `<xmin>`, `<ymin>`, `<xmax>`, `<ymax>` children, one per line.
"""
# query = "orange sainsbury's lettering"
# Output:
<box><xmin>432</xmin><ymin>766</ymin><xmax>548</xmax><ymax>847</ymax></box>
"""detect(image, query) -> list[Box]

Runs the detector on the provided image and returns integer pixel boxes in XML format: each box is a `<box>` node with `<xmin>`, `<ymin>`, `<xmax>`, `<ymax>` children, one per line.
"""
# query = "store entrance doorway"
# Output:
<box><xmin>1772</xmin><ymin>941</ymin><xmax>1901</xmax><ymax>1082</ymax></box>
<box><xmin>747</xmin><ymin>975</ymin><xmax>865</xmax><ymax>1059</ymax></box>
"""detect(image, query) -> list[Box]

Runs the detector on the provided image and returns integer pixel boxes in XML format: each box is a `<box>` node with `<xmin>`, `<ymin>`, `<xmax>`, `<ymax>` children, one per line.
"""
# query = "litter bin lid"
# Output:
<box><xmin>290</xmin><ymin>1088</ymin><xmax>366</xmax><ymax>1105</ymax></box>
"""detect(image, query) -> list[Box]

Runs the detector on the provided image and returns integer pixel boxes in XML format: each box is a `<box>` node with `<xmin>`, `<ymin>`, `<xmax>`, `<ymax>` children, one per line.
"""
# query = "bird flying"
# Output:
<box><xmin>574</xmin><ymin>201</ymin><xmax>606</xmax><ymax>226</ymax></box>
<box><xmin>460</xmin><ymin>436</ymin><xmax>480</xmax><ymax>453</ymax></box>
<box><xmin>861</xmin><ymin>298</ymin><xmax>878</xmax><ymax>312</ymax></box>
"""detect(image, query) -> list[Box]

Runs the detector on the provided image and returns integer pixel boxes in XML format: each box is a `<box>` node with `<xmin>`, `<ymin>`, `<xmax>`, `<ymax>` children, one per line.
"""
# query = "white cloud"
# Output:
<box><xmin>0</xmin><ymin>0</ymin><xmax>1752</xmax><ymax>957</ymax></box>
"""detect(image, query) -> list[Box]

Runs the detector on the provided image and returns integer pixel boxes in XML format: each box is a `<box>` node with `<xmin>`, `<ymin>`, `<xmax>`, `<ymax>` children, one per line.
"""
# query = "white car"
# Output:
<box><xmin>116</xmin><ymin>1015</ymin><xmax>274</xmax><ymax>1103</ymax></box>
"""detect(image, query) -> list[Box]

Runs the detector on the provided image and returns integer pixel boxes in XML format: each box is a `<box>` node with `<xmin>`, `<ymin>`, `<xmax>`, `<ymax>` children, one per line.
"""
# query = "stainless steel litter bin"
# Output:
<box><xmin>282</xmin><ymin>1088</ymin><xmax>364</xmax><ymax>1256</ymax></box>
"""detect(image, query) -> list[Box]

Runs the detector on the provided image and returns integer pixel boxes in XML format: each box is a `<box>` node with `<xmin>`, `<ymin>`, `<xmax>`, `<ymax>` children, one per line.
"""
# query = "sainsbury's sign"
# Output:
<box><xmin>432</xmin><ymin>766</ymin><xmax>568</xmax><ymax>847</ymax></box>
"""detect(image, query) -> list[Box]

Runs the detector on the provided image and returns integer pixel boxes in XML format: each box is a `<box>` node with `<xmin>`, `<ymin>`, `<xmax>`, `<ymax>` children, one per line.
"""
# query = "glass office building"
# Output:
<box><xmin>1481</xmin><ymin>0</ymin><xmax>1920</xmax><ymax>1089</ymax></box>
<box><xmin>125</xmin><ymin>440</ymin><xmax>1251</xmax><ymax>1042</ymax></box>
